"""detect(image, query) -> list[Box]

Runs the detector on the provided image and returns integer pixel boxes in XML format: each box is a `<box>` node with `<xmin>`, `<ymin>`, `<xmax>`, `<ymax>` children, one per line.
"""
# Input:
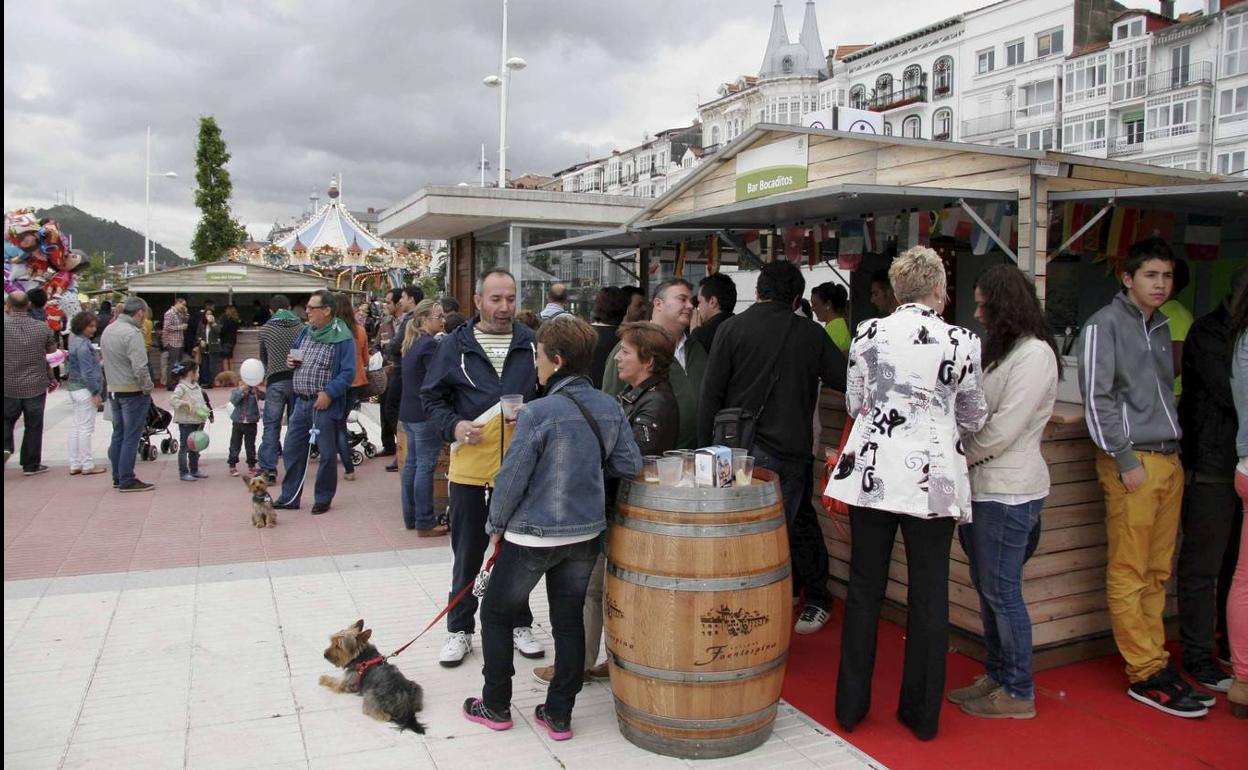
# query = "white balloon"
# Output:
<box><xmin>239</xmin><ymin>358</ymin><xmax>265</xmax><ymax>386</ymax></box>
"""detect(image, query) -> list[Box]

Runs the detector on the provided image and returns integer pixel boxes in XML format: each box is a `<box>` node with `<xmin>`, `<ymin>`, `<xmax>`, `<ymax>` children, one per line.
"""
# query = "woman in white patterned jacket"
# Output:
<box><xmin>825</xmin><ymin>246</ymin><xmax>988</xmax><ymax>742</ymax></box>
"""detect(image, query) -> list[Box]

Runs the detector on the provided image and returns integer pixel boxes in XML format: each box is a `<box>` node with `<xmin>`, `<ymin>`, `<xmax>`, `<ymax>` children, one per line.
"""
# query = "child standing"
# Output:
<box><xmin>228</xmin><ymin>382</ymin><xmax>262</xmax><ymax>476</ymax></box>
<box><xmin>170</xmin><ymin>361</ymin><xmax>213</xmax><ymax>481</ymax></box>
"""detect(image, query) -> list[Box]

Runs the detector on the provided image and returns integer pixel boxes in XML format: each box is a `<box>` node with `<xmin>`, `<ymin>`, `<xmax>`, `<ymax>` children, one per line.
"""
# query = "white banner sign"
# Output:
<box><xmin>735</xmin><ymin>135</ymin><xmax>809</xmax><ymax>202</ymax></box>
<box><xmin>206</xmin><ymin>264</ymin><xmax>248</xmax><ymax>282</ymax></box>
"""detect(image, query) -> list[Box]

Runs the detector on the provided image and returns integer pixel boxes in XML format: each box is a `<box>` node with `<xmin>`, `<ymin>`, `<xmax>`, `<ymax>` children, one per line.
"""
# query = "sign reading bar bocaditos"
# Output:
<box><xmin>735</xmin><ymin>135</ymin><xmax>808</xmax><ymax>202</ymax></box>
<box><xmin>206</xmin><ymin>264</ymin><xmax>247</xmax><ymax>282</ymax></box>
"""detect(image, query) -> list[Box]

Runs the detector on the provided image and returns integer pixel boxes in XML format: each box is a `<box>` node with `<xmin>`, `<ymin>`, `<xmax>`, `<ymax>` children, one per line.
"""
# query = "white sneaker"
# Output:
<box><xmin>795</xmin><ymin>605</ymin><xmax>831</xmax><ymax>635</ymax></box>
<box><xmin>512</xmin><ymin>627</ymin><xmax>546</xmax><ymax>659</ymax></box>
<box><xmin>439</xmin><ymin>631</ymin><xmax>472</xmax><ymax>668</ymax></box>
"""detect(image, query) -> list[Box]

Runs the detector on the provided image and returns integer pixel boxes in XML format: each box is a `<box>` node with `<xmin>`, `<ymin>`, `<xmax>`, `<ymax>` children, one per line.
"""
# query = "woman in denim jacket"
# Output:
<box><xmin>66</xmin><ymin>311</ymin><xmax>105</xmax><ymax>475</ymax></box>
<box><xmin>463</xmin><ymin>316</ymin><xmax>641</xmax><ymax>742</ymax></box>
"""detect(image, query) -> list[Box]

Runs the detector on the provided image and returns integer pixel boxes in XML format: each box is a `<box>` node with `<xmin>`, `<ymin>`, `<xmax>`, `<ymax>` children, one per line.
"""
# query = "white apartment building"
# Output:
<box><xmin>816</xmin><ymin>0</ymin><xmax>1247</xmax><ymax>174</ymax></box>
<box><xmin>552</xmin><ymin>123</ymin><xmax>703</xmax><ymax>199</ymax></box>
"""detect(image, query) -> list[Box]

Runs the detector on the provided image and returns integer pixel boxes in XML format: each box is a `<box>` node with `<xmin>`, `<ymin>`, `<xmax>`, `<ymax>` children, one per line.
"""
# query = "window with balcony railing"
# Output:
<box><xmin>1225</xmin><ymin>14</ymin><xmax>1247</xmax><ymax>77</ymax></box>
<box><xmin>1146</xmin><ymin>96</ymin><xmax>1199</xmax><ymax>141</ymax></box>
<box><xmin>933</xmin><ymin>56</ymin><xmax>954</xmax><ymax>98</ymax></box>
<box><xmin>1112</xmin><ymin>46</ymin><xmax>1148</xmax><ymax>101</ymax></box>
<box><xmin>869</xmin><ymin>85</ymin><xmax>928</xmax><ymax>111</ymax></box>
<box><xmin>962</xmin><ymin>111</ymin><xmax>1014</xmax><ymax>136</ymax></box>
<box><xmin>933</xmin><ymin>109</ymin><xmax>953</xmax><ymax>140</ymax></box>
<box><xmin>1017</xmin><ymin>80</ymin><xmax>1056</xmax><ymax>118</ymax></box>
<box><xmin>1147</xmin><ymin>61</ymin><xmax>1212</xmax><ymax>94</ymax></box>
<box><xmin>1063</xmin><ymin>113</ymin><xmax>1107</xmax><ymax>153</ymax></box>
<box><xmin>1219</xmin><ymin>84</ymin><xmax>1248</xmax><ymax>123</ymax></box>
<box><xmin>1065</xmin><ymin>55</ymin><xmax>1107</xmax><ymax>105</ymax></box>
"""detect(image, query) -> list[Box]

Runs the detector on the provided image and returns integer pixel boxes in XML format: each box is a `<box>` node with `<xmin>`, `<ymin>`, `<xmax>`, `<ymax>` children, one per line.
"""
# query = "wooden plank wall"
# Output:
<box><xmin>812</xmin><ymin>390</ymin><xmax>1176</xmax><ymax>659</ymax></box>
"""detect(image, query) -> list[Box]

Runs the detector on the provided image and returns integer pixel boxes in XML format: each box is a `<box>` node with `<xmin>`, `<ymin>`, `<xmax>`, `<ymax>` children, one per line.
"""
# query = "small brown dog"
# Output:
<box><xmin>214</xmin><ymin>370</ymin><xmax>241</xmax><ymax>388</ymax></box>
<box><xmin>242</xmin><ymin>473</ymin><xmax>276</xmax><ymax>528</ymax></box>
<box><xmin>320</xmin><ymin>619</ymin><xmax>426</xmax><ymax>733</ymax></box>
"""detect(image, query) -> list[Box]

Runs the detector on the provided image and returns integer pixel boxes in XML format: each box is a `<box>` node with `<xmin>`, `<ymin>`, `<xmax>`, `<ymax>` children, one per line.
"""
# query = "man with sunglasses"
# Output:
<box><xmin>273</xmin><ymin>289</ymin><xmax>357</xmax><ymax>515</ymax></box>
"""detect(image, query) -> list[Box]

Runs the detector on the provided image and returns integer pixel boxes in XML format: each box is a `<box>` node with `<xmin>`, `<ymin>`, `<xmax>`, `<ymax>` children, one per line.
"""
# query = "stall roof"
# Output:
<box><xmin>1047</xmin><ymin>181</ymin><xmax>1248</xmax><ymax>217</ymax></box>
<box><xmin>638</xmin><ymin>182</ymin><xmax>1018</xmax><ymax>230</ymax></box>
<box><xmin>124</xmin><ymin>260</ymin><xmax>335</xmax><ymax>294</ymax></box>
<box><xmin>377</xmin><ymin>185</ymin><xmax>649</xmax><ymax>241</ymax></box>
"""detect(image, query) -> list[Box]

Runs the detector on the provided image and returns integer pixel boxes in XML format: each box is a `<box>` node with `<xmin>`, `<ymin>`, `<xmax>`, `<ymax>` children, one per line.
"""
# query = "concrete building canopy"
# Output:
<box><xmin>378</xmin><ymin>185</ymin><xmax>649</xmax><ymax>242</ymax></box>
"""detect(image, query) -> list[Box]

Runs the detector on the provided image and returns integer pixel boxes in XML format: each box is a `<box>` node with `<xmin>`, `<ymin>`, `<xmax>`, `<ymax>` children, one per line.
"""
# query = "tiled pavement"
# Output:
<box><xmin>4</xmin><ymin>390</ymin><xmax>885</xmax><ymax>770</ymax></box>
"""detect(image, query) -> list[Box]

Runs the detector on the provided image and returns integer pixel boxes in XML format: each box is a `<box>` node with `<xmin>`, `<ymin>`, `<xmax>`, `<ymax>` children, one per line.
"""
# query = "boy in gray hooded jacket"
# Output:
<box><xmin>1078</xmin><ymin>237</ymin><xmax>1207</xmax><ymax>719</ymax></box>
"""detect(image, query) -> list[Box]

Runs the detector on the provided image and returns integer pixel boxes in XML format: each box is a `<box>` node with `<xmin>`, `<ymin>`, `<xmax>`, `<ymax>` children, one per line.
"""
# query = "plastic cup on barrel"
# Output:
<box><xmin>733</xmin><ymin>455</ymin><xmax>755</xmax><ymax>486</ymax></box>
<box><xmin>642</xmin><ymin>456</ymin><xmax>661</xmax><ymax>483</ymax></box>
<box><xmin>501</xmin><ymin>394</ymin><xmax>523</xmax><ymax>424</ymax></box>
<box><xmin>656</xmin><ymin>457</ymin><xmax>683</xmax><ymax>486</ymax></box>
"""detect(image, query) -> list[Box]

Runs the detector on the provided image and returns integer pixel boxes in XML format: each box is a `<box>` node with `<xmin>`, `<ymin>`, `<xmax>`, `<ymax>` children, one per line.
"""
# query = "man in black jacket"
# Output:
<box><xmin>699</xmin><ymin>260</ymin><xmax>847</xmax><ymax>635</ymax></box>
<box><xmin>689</xmin><ymin>272</ymin><xmax>736</xmax><ymax>354</ymax></box>
<box><xmin>1177</xmin><ymin>268</ymin><xmax>1247</xmax><ymax>693</ymax></box>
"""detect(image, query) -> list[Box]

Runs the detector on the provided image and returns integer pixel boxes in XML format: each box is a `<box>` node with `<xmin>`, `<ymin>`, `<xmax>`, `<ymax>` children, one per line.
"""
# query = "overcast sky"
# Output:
<box><xmin>3</xmin><ymin>0</ymin><xmax>1186</xmax><ymax>260</ymax></box>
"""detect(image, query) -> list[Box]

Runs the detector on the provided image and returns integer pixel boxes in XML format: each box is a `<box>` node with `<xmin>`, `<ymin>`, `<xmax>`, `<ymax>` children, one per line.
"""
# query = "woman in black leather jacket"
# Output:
<box><xmin>613</xmin><ymin>322</ymin><xmax>679</xmax><ymax>455</ymax></box>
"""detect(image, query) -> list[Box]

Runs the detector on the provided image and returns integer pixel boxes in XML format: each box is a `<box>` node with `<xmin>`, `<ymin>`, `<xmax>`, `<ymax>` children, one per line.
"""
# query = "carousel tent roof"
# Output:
<box><xmin>275</xmin><ymin>199</ymin><xmax>393</xmax><ymax>255</ymax></box>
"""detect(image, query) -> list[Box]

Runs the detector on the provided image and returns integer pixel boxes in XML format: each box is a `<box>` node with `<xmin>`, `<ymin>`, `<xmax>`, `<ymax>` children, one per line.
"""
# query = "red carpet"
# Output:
<box><xmin>781</xmin><ymin>610</ymin><xmax>1248</xmax><ymax>770</ymax></box>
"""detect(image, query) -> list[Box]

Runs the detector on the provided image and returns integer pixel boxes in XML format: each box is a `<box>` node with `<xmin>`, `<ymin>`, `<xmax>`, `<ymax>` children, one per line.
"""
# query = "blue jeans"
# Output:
<box><xmin>401</xmin><ymin>420</ymin><xmax>442</xmax><ymax>529</ymax></box>
<box><xmin>108</xmin><ymin>393</ymin><xmax>151</xmax><ymax>486</ymax></box>
<box><xmin>959</xmin><ymin>498</ymin><xmax>1045</xmax><ymax>699</ymax></box>
<box><xmin>481</xmin><ymin>538</ymin><xmax>599</xmax><ymax>720</ymax></box>
<box><xmin>277</xmin><ymin>397</ymin><xmax>342</xmax><ymax>508</ymax></box>
<box><xmin>258</xmin><ymin>379</ymin><xmax>293</xmax><ymax>473</ymax></box>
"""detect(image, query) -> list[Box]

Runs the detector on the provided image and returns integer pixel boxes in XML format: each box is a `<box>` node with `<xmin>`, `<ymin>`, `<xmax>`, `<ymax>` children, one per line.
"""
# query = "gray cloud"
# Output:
<box><xmin>4</xmin><ymin>0</ymin><xmax>1183</xmax><ymax>259</ymax></box>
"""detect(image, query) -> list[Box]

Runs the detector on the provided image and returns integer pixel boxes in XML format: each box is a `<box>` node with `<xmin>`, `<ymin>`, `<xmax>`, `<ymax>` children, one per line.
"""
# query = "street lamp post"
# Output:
<box><xmin>144</xmin><ymin>126</ymin><xmax>178</xmax><ymax>273</ymax></box>
<box><xmin>483</xmin><ymin>0</ymin><xmax>526</xmax><ymax>189</ymax></box>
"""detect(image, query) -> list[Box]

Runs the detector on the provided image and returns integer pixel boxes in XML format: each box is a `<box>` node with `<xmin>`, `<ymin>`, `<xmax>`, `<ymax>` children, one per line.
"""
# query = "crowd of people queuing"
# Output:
<box><xmin>4</xmin><ymin>233</ymin><xmax>1247</xmax><ymax>743</ymax></box>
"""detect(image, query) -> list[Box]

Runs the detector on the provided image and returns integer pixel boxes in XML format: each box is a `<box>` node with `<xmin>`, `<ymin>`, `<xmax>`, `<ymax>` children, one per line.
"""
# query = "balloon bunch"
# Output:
<box><xmin>5</xmin><ymin>207</ymin><xmax>86</xmax><ymax>325</ymax></box>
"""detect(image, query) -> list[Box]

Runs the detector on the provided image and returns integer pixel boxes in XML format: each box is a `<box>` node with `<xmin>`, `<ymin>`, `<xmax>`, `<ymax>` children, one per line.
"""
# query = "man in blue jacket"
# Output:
<box><xmin>273</xmin><ymin>290</ymin><xmax>356</xmax><ymax>515</ymax></box>
<box><xmin>422</xmin><ymin>268</ymin><xmax>543</xmax><ymax>667</ymax></box>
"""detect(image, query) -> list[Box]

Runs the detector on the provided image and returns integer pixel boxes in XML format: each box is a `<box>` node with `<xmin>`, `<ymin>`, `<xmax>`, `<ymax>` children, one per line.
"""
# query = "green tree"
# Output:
<box><xmin>190</xmin><ymin>116</ymin><xmax>247</xmax><ymax>262</ymax></box>
<box><xmin>77</xmin><ymin>252</ymin><xmax>112</xmax><ymax>292</ymax></box>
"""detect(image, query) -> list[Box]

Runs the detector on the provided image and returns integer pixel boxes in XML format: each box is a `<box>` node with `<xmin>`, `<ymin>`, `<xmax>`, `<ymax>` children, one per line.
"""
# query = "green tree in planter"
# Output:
<box><xmin>191</xmin><ymin>116</ymin><xmax>247</xmax><ymax>262</ymax></box>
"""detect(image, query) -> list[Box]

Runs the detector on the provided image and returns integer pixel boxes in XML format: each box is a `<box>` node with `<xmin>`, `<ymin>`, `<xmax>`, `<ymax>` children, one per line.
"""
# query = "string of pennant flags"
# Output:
<box><xmin>662</xmin><ymin>203</ymin><xmax>1220</xmax><ymax>279</ymax></box>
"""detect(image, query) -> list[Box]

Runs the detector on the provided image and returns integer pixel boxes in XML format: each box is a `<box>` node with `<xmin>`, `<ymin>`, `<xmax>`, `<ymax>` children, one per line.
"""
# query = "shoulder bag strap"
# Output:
<box><xmin>756</xmin><ymin>315</ymin><xmax>798</xmax><ymax>419</ymax></box>
<box><xmin>558</xmin><ymin>389</ymin><xmax>607</xmax><ymax>468</ymax></box>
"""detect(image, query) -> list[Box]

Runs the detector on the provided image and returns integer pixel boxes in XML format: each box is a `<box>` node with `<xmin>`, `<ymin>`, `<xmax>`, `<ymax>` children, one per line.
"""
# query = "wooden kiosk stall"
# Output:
<box><xmin>555</xmin><ymin>124</ymin><xmax>1247</xmax><ymax>668</ymax></box>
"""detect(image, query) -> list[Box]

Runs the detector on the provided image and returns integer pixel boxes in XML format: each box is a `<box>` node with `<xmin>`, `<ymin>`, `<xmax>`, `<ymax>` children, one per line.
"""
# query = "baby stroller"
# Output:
<box><xmin>140</xmin><ymin>403</ymin><xmax>177</xmax><ymax>462</ymax></box>
<box><xmin>309</xmin><ymin>408</ymin><xmax>377</xmax><ymax>467</ymax></box>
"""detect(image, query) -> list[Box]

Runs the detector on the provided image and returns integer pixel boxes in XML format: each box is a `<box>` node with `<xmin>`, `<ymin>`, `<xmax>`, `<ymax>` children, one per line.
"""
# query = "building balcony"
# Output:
<box><xmin>1016</xmin><ymin>101</ymin><xmax>1057</xmax><ymax>121</ymax></box>
<box><xmin>1144</xmin><ymin>122</ymin><xmax>1203</xmax><ymax>143</ymax></box>
<box><xmin>1064</xmin><ymin>86</ymin><xmax>1108</xmax><ymax>107</ymax></box>
<box><xmin>1146</xmin><ymin>61</ymin><xmax>1212</xmax><ymax>95</ymax></box>
<box><xmin>869</xmin><ymin>85</ymin><xmax>928</xmax><ymax>112</ymax></box>
<box><xmin>932</xmin><ymin>82</ymin><xmax>953</xmax><ymax>100</ymax></box>
<box><xmin>1110</xmin><ymin>79</ymin><xmax>1147</xmax><ymax>103</ymax></box>
<box><xmin>1064</xmin><ymin>138</ymin><xmax>1107</xmax><ymax>155</ymax></box>
<box><xmin>962</xmin><ymin>111</ymin><xmax>1014</xmax><ymax>137</ymax></box>
<box><xmin>1107</xmin><ymin>135</ymin><xmax>1145</xmax><ymax>158</ymax></box>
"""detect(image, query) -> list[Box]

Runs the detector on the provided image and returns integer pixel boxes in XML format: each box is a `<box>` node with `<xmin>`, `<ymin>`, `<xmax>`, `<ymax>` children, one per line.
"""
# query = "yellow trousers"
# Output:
<box><xmin>1096</xmin><ymin>451</ymin><xmax>1183</xmax><ymax>683</ymax></box>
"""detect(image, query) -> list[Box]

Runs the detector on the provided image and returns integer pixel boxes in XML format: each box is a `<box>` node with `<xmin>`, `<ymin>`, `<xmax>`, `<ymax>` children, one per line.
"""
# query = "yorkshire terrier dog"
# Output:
<box><xmin>319</xmin><ymin>619</ymin><xmax>426</xmax><ymax>733</ymax></box>
<box><xmin>242</xmin><ymin>473</ymin><xmax>276</xmax><ymax>528</ymax></box>
<box><xmin>214</xmin><ymin>370</ymin><xmax>241</xmax><ymax>388</ymax></box>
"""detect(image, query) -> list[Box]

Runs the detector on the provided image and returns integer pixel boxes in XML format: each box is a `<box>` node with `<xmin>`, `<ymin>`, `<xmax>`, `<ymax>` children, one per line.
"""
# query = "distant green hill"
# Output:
<box><xmin>34</xmin><ymin>204</ymin><xmax>186</xmax><ymax>267</ymax></box>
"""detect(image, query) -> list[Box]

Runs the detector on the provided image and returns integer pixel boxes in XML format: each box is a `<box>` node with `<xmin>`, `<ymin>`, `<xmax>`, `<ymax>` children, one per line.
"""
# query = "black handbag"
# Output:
<box><xmin>711</xmin><ymin>315</ymin><xmax>797</xmax><ymax>450</ymax></box>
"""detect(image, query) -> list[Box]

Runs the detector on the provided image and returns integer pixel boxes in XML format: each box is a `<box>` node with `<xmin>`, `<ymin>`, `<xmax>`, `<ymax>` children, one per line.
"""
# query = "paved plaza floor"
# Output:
<box><xmin>4</xmin><ymin>389</ymin><xmax>882</xmax><ymax>770</ymax></box>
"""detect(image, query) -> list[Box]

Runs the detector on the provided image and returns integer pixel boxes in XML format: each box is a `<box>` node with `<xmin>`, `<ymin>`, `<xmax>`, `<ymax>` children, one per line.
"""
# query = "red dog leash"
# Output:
<box><xmin>355</xmin><ymin>541</ymin><xmax>502</xmax><ymax>683</ymax></box>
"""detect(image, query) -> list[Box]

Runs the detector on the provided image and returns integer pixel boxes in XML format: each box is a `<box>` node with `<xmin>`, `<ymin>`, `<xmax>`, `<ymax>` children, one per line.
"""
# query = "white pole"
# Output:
<box><xmin>498</xmin><ymin>0</ymin><xmax>508</xmax><ymax>188</ymax></box>
<box><xmin>144</xmin><ymin>126</ymin><xmax>152</xmax><ymax>273</ymax></box>
<box><xmin>481</xmin><ymin>143</ymin><xmax>487</xmax><ymax>187</ymax></box>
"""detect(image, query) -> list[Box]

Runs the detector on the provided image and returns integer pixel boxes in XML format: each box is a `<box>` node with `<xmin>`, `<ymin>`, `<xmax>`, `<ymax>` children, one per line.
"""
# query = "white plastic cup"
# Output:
<box><xmin>732</xmin><ymin>455</ymin><xmax>755</xmax><ymax>485</ymax></box>
<box><xmin>500</xmin><ymin>394</ymin><xmax>524</xmax><ymax>423</ymax></box>
<box><xmin>657</xmin><ymin>457</ymin><xmax>684</xmax><ymax>486</ymax></box>
<box><xmin>642</xmin><ymin>456</ymin><xmax>661</xmax><ymax>483</ymax></box>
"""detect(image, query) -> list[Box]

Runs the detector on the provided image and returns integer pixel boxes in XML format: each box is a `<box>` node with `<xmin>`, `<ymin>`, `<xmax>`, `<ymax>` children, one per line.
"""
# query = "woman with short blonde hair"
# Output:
<box><xmin>825</xmin><ymin>244</ymin><xmax>987</xmax><ymax>740</ymax></box>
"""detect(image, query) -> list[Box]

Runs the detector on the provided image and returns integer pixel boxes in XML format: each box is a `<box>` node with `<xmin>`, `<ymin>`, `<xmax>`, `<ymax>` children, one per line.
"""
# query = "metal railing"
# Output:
<box><xmin>1064</xmin><ymin>138</ymin><xmax>1106</xmax><ymax>153</ymax></box>
<box><xmin>1016</xmin><ymin>101</ymin><xmax>1056</xmax><ymax>119</ymax></box>
<box><xmin>962</xmin><ymin>111</ymin><xmax>1014</xmax><ymax>136</ymax></box>
<box><xmin>1145</xmin><ymin>122</ymin><xmax>1201</xmax><ymax>141</ymax></box>
<box><xmin>868</xmin><ymin>85</ymin><xmax>928</xmax><ymax>111</ymax></box>
<box><xmin>1146</xmin><ymin>61</ymin><xmax>1212</xmax><ymax>94</ymax></box>
<box><xmin>1107</xmin><ymin>135</ymin><xmax>1145</xmax><ymax>158</ymax></box>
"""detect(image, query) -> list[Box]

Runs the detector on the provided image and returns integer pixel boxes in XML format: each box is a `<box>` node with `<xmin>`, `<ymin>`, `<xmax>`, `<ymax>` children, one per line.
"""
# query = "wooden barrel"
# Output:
<box><xmin>606</xmin><ymin>469</ymin><xmax>791</xmax><ymax>759</ymax></box>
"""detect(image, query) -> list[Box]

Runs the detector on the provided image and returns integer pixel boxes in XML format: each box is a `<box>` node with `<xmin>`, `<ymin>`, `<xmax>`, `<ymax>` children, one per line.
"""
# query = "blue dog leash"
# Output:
<box><xmin>275</xmin><ymin>425</ymin><xmax>319</xmax><ymax>507</ymax></box>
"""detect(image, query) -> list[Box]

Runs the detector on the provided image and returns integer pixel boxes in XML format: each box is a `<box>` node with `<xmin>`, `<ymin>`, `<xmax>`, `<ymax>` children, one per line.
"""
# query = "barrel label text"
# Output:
<box><xmin>694</xmin><ymin>640</ymin><xmax>779</xmax><ymax>667</ymax></box>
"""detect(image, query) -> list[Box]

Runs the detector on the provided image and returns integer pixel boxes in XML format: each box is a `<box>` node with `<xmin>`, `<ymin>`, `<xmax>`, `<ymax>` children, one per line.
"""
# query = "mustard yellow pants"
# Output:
<box><xmin>1096</xmin><ymin>451</ymin><xmax>1183</xmax><ymax>683</ymax></box>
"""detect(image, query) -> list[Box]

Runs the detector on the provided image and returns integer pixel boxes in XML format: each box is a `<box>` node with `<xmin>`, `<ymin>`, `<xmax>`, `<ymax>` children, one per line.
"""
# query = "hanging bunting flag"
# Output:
<box><xmin>819</xmin><ymin>223</ymin><xmax>837</xmax><ymax>259</ymax></box>
<box><xmin>1184</xmin><ymin>213</ymin><xmax>1221</xmax><ymax>261</ymax></box>
<box><xmin>938</xmin><ymin>208</ymin><xmax>960</xmax><ymax>238</ymax></box>
<box><xmin>838</xmin><ymin>221</ymin><xmax>864</xmax><ymax>269</ymax></box>
<box><xmin>1132</xmin><ymin>209</ymin><xmax>1175</xmax><ymax>243</ymax></box>
<box><xmin>1061</xmin><ymin>202</ymin><xmax>1089</xmax><ymax>252</ymax></box>
<box><xmin>862</xmin><ymin>219</ymin><xmax>875</xmax><ymax>254</ymax></box>
<box><xmin>971</xmin><ymin>203</ymin><xmax>1004</xmax><ymax>256</ymax></box>
<box><xmin>808</xmin><ymin>228</ymin><xmax>820</xmax><ymax>268</ymax></box>
<box><xmin>1106</xmin><ymin>206</ymin><xmax>1139</xmax><ymax>260</ymax></box>
<box><xmin>955</xmin><ymin>211</ymin><xmax>974</xmax><ymax>245</ymax></box>
<box><xmin>706</xmin><ymin>235</ymin><xmax>720</xmax><ymax>274</ymax></box>
<box><xmin>674</xmin><ymin>240</ymin><xmax>688</xmax><ymax>277</ymax></box>
<box><xmin>783</xmin><ymin>225</ymin><xmax>806</xmax><ymax>264</ymax></box>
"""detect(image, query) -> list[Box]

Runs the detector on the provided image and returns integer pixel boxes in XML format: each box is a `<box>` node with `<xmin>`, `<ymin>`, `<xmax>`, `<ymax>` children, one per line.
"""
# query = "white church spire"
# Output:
<box><xmin>799</xmin><ymin>1</ymin><xmax>826</xmax><ymax>78</ymax></box>
<box><xmin>759</xmin><ymin>1</ymin><xmax>790</xmax><ymax>77</ymax></box>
